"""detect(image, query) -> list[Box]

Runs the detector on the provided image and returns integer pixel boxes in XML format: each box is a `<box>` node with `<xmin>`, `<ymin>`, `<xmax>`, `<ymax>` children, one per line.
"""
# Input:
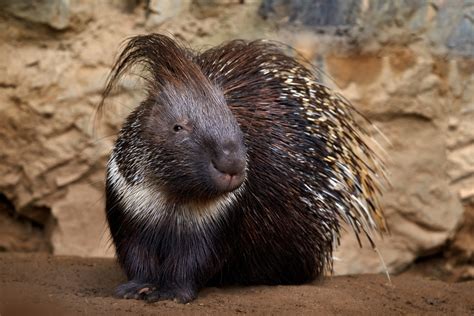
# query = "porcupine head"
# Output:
<box><xmin>107</xmin><ymin>36</ymin><xmax>247</xmax><ymax>208</ymax></box>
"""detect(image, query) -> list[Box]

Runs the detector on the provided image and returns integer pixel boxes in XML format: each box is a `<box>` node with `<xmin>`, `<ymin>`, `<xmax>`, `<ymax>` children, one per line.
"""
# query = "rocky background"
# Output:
<box><xmin>0</xmin><ymin>0</ymin><xmax>472</xmax><ymax>279</ymax></box>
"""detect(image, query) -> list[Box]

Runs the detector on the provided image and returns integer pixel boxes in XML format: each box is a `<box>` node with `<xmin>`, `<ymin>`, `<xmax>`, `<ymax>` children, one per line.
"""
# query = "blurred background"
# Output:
<box><xmin>0</xmin><ymin>0</ymin><xmax>472</xmax><ymax>281</ymax></box>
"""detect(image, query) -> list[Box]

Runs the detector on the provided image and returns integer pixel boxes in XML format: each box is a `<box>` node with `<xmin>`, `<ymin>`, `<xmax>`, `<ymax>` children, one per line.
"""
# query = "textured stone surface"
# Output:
<box><xmin>0</xmin><ymin>0</ymin><xmax>472</xmax><ymax>277</ymax></box>
<box><xmin>1</xmin><ymin>0</ymin><xmax>70</xmax><ymax>30</ymax></box>
<box><xmin>335</xmin><ymin>115</ymin><xmax>463</xmax><ymax>274</ymax></box>
<box><xmin>325</xmin><ymin>54</ymin><xmax>383</xmax><ymax>88</ymax></box>
<box><xmin>50</xmin><ymin>183</ymin><xmax>113</xmax><ymax>257</ymax></box>
<box><xmin>261</xmin><ymin>0</ymin><xmax>474</xmax><ymax>56</ymax></box>
<box><xmin>0</xmin><ymin>195</ymin><xmax>51</xmax><ymax>252</ymax></box>
<box><xmin>259</xmin><ymin>0</ymin><xmax>360</xmax><ymax>29</ymax></box>
<box><xmin>435</xmin><ymin>0</ymin><xmax>474</xmax><ymax>56</ymax></box>
<box><xmin>147</xmin><ymin>0</ymin><xmax>191</xmax><ymax>26</ymax></box>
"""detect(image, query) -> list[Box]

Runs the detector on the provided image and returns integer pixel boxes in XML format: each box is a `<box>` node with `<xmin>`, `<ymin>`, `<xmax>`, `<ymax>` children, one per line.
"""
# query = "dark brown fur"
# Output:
<box><xmin>102</xmin><ymin>34</ymin><xmax>386</xmax><ymax>303</ymax></box>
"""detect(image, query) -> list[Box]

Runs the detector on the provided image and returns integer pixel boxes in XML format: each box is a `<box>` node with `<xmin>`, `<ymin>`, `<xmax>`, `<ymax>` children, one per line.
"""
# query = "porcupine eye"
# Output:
<box><xmin>173</xmin><ymin>124</ymin><xmax>183</xmax><ymax>132</ymax></box>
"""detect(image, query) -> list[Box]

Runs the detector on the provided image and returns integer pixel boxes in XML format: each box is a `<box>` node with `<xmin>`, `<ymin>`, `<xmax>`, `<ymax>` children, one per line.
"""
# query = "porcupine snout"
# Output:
<box><xmin>209</xmin><ymin>139</ymin><xmax>246</xmax><ymax>193</ymax></box>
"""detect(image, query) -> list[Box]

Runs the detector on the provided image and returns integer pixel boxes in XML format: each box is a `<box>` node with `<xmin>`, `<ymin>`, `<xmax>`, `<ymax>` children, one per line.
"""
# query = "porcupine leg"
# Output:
<box><xmin>144</xmin><ymin>282</ymin><xmax>197</xmax><ymax>304</ymax></box>
<box><xmin>143</xmin><ymin>261</ymin><xmax>199</xmax><ymax>303</ymax></box>
<box><xmin>109</xmin><ymin>233</ymin><xmax>164</xmax><ymax>300</ymax></box>
<box><xmin>113</xmin><ymin>243</ymin><xmax>203</xmax><ymax>303</ymax></box>
<box><xmin>109</xmin><ymin>226</ymin><xmax>200</xmax><ymax>303</ymax></box>
<box><xmin>108</xmin><ymin>213</ymin><xmax>220</xmax><ymax>302</ymax></box>
<box><xmin>115</xmin><ymin>221</ymin><xmax>221</xmax><ymax>302</ymax></box>
<box><xmin>143</xmin><ymin>234</ymin><xmax>222</xmax><ymax>303</ymax></box>
<box><xmin>105</xmin><ymin>184</ymin><xmax>160</xmax><ymax>300</ymax></box>
<box><xmin>116</xmin><ymin>270</ymin><xmax>198</xmax><ymax>303</ymax></box>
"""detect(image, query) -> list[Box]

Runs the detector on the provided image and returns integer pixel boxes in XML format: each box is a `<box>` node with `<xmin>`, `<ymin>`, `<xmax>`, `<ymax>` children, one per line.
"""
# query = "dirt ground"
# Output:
<box><xmin>0</xmin><ymin>253</ymin><xmax>473</xmax><ymax>315</ymax></box>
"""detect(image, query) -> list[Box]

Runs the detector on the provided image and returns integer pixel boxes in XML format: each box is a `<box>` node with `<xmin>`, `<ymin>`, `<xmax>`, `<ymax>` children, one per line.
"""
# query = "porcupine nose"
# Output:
<box><xmin>210</xmin><ymin>141</ymin><xmax>246</xmax><ymax>193</ymax></box>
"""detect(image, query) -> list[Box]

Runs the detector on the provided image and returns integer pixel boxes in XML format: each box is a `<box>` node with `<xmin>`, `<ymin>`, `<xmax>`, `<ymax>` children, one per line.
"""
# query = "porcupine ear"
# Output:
<box><xmin>98</xmin><ymin>33</ymin><xmax>205</xmax><ymax>115</ymax></box>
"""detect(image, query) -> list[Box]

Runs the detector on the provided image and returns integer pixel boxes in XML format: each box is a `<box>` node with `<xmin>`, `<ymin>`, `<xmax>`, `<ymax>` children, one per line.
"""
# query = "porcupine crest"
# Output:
<box><xmin>100</xmin><ymin>34</ymin><xmax>388</xmax><ymax>279</ymax></box>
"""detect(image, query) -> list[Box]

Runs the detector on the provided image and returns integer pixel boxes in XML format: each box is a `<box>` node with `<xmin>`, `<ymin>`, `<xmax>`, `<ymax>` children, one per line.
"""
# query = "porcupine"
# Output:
<box><xmin>100</xmin><ymin>34</ymin><xmax>387</xmax><ymax>303</ymax></box>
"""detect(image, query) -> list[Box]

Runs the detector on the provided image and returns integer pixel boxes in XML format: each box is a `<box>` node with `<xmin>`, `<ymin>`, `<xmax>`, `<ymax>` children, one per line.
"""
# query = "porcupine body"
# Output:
<box><xmin>101</xmin><ymin>34</ymin><xmax>387</xmax><ymax>303</ymax></box>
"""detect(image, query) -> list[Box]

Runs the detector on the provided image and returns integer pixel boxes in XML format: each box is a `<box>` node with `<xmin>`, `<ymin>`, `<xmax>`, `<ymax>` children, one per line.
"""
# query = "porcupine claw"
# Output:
<box><xmin>115</xmin><ymin>281</ymin><xmax>156</xmax><ymax>300</ymax></box>
<box><xmin>145</xmin><ymin>286</ymin><xmax>197</xmax><ymax>304</ymax></box>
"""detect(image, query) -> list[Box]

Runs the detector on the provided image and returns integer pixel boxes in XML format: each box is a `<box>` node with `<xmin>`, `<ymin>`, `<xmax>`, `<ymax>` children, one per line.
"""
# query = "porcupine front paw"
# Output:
<box><xmin>115</xmin><ymin>280</ymin><xmax>157</xmax><ymax>300</ymax></box>
<box><xmin>145</xmin><ymin>285</ymin><xmax>197</xmax><ymax>304</ymax></box>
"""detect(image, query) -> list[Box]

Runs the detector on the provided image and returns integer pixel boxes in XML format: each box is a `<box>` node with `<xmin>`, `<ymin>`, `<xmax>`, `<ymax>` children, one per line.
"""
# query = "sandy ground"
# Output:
<box><xmin>0</xmin><ymin>253</ymin><xmax>473</xmax><ymax>315</ymax></box>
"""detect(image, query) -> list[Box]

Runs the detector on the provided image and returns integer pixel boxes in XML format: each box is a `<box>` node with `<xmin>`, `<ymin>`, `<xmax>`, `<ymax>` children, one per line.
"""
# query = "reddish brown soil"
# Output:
<box><xmin>0</xmin><ymin>253</ymin><xmax>473</xmax><ymax>315</ymax></box>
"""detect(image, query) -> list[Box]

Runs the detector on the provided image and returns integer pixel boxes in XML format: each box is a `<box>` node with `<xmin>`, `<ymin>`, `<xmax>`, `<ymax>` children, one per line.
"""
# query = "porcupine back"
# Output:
<box><xmin>193</xmin><ymin>40</ymin><xmax>387</xmax><ymax>283</ymax></box>
<box><xmin>101</xmin><ymin>35</ymin><xmax>387</xmax><ymax>285</ymax></box>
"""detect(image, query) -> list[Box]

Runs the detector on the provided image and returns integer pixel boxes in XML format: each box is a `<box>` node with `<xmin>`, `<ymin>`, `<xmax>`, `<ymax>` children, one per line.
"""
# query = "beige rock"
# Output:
<box><xmin>325</xmin><ymin>54</ymin><xmax>383</xmax><ymax>88</ymax></box>
<box><xmin>333</xmin><ymin>233</ymin><xmax>415</xmax><ymax>275</ymax></box>
<box><xmin>334</xmin><ymin>116</ymin><xmax>464</xmax><ymax>274</ymax></box>
<box><xmin>447</xmin><ymin>109</ymin><xmax>474</xmax><ymax>149</ymax></box>
<box><xmin>50</xmin><ymin>183</ymin><xmax>114</xmax><ymax>257</ymax></box>
<box><xmin>460</xmin><ymin>187</ymin><xmax>474</xmax><ymax>201</ymax></box>
<box><xmin>0</xmin><ymin>202</ymin><xmax>50</xmax><ymax>252</ymax></box>
<box><xmin>448</xmin><ymin>146</ymin><xmax>474</xmax><ymax>181</ymax></box>
<box><xmin>1</xmin><ymin>0</ymin><xmax>70</xmax><ymax>30</ymax></box>
<box><xmin>389</xmin><ymin>48</ymin><xmax>417</xmax><ymax>73</ymax></box>
<box><xmin>147</xmin><ymin>0</ymin><xmax>191</xmax><ymax>26</ymax></box>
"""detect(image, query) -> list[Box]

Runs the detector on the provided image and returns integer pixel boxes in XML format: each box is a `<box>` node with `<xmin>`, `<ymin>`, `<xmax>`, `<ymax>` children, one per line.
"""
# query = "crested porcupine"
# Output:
<box><xmin>100</xmin><ymin>34</ymin><xmax>387</xmax><ymax>303</ymax></box>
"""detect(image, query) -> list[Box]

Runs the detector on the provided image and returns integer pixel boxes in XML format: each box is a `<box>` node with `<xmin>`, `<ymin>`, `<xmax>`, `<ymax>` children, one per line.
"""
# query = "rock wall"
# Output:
<box><xmin>0</xmin><ymin>0</ymin><xmax>472</xmax><ymax>276</ymax></box>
